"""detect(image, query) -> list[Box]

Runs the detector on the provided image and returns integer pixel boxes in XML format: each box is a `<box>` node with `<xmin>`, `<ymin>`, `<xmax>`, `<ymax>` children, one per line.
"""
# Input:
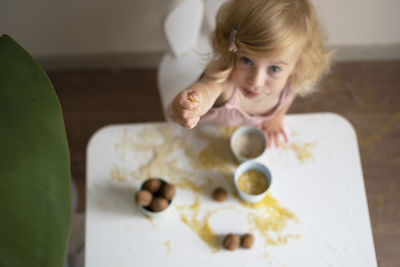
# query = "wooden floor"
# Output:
<box><xmin>48</xmin><ymin>61</ymin><xmax>400</xmax><ymax>267</ymax></box>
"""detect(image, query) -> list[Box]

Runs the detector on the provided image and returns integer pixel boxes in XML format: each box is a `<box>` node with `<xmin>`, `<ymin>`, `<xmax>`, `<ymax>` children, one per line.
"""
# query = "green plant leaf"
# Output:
<box><xmin>0</xmin><ymin>34</ymin><xmax>71</xmax><ymax>267</ymax></box>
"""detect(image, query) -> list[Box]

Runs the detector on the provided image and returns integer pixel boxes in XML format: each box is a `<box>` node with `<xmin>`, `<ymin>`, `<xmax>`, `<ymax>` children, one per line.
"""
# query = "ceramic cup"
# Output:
<box><xmin>230</xmin><ymin>126</ymin><xmax>267</xmax><ymax>163</ymax></box>
<box><xmin>234</xmin><ymin>160</ymin><xmax>272</xmax><ymax>203</ymax></box>
<box><xmin>137</xmin><ymin>178</ymin><xmax>173</xmax><ymax>218</ymax></box>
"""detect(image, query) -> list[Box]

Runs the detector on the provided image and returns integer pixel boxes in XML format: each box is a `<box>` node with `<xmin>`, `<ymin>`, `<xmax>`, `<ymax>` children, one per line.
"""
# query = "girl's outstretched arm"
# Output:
<box><xmin>260</xmin><ymin>96</ymin><xmax>296</xmax><ymax>148</ymax></box>
<box><xmin>169</xmin><ymin>80</ymin><xmax>223</xmax><ymax>129</ymax></box>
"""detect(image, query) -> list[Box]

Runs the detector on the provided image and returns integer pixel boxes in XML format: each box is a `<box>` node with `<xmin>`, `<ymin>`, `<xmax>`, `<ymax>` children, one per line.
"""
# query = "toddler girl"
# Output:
<box><xmin>169</xmin><ymin>0</ymin><xmax>332</xmax><ymax>148</ymax></box>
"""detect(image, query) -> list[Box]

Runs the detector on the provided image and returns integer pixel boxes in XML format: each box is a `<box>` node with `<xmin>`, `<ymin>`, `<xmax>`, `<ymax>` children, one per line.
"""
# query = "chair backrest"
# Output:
<box><xmin>204</xmin><ymin>0</ymin><xmax>227</xmax><ymax>32</ymax></box>
<box><xmin>158</xmin><ymin>0</ymin><xmax>228</xmax><ymax>120</ymax></box>
<box><xmin>163</xmin><ymin>0</ymin><xmax>204</xmax><ymax>58</ymax></box>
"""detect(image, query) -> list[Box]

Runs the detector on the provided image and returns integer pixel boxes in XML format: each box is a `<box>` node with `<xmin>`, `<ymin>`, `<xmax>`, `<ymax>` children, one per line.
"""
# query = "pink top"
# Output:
<box><xmin>198</xmin><ymin>85</ymin><xmax>295</xmax><ymax>127</ymax></box>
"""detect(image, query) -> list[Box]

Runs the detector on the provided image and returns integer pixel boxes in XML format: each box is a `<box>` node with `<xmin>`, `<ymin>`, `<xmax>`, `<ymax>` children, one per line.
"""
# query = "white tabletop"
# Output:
<box><xmin>85</xmin><ymin>113</ymin><xmax>377</xmax><ymax>267</ymax></box>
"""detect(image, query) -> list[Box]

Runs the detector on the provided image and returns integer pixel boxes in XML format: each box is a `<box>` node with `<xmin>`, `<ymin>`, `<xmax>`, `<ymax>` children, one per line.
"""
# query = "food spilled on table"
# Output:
<box><xmin>112</xmin><ymin>124</ymin><xmax>302</xmax><ymax>252</ymax></box>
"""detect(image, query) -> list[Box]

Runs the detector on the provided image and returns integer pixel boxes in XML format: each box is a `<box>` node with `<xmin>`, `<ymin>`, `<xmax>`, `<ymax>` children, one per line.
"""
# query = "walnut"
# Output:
<box><xmin>159</xmin><ymin>183</ymin><xmax>176</xmax><ymax>201</ymax></box>
<box><xmin>150</xmin><ymin>197</ymin><xmax>169</xmax><ymax>212</ymax></box>
<box><xmin>240</xmin><ymin>233</ymin><xmax>254</xmax><ymax>249</ymax></box>
<box><xmin>142</xmin><ymin>178</ymin><xmax>162</xmax><ymax>193</ymax></box>
<box><xmin>223</xmin><ymin>233</ymin><xmax>240</xmax><ymax>251</ymax></box>
<box><xmin>135</xmin><ymin>190</ymin><xmax>152</xmax><ymax>207</ymax></box>
<box><xmin>212</xmin><ymin>187</ymin><xmax>228</xmax><ymax>202</ymax></box>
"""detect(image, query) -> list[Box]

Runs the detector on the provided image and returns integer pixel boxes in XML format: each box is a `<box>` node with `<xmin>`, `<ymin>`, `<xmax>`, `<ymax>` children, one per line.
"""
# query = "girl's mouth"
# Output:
<box><xmin>242</xmin><ymin>88</ymin><xmax>260</xmax><ymax>98</ymax></box>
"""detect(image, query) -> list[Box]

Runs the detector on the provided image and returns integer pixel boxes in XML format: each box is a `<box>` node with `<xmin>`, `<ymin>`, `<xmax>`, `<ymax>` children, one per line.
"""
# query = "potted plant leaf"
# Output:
<box><xmin>0</xmin><ymin>34</ymin><xmax>71</xmax><ymax>267</ymax></box>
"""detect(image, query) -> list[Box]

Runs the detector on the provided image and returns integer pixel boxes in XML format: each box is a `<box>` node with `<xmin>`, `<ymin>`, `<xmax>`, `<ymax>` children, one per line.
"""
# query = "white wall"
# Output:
<box><xmin>0</xmin><ymin>0</ymin><xmax>171</xmax><ymax>56</ymax></box>
<box><xmin>1</xmin><ymin>0</ymin><xmax>399</xmax><ymax>66</ymax></box>
<box><xmin>314</xmin><ymin>0</ymin><xmax>400</xmax><ymax>46</ymax></box>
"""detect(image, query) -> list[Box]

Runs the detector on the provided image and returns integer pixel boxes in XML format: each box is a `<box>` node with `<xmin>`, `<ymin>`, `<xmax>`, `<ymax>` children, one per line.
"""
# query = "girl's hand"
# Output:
<box><xmin>260</xmin><ymin>115</ymin><xmax>288</xmax><ymax>148</ymax></box>
<box><xmin>171</xmin><ymin>89</ymin><xmax>202</xmax><ymax>129</ymax></box>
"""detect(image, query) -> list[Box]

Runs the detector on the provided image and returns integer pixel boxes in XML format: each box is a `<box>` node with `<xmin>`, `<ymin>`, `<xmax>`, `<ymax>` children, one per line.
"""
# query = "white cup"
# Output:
<box><xmin>137</xmin><ymin>178</ymin><xmax>173</xmax><ymax>218</ymax></box>
<box><xmin>230</xmin><ymin>126</ymin><xmax>267</xmax><ymax>163</ymax></box>
<box><xmin>234</xmin><ymin>160</ymin><xmax>272</xmax><ymax>203</ymax></box>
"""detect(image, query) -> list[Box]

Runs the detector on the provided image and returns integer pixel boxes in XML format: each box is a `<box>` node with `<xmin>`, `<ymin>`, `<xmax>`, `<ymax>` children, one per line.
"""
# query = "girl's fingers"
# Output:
<box><xmin>280</xmin><ymin>129</ymin><xmax>289</xmax><ymax>144</ymax></box>
<box><xmin>179</xmin><ymin>91</ymin><xmax>200</xmax><ymax>110</ymax></box>
<box><xmin>181</xmin><ymin>109</ymin><xmax>199</xmax><ymax>119</ymax></box>
<box><xmin>266</xmin><ymin>131</ymin><xmax>280</xmax><ymax>148</ymax></box>
<box><xmin>271</xmin><ymin>132</ymin><xmax>279</xmax><ymax>148</ymax></box>
<box><xmin>187</xmin><ymin>91</ymin><xmax>201</xmax><ymax>104</ymax></box>
<box><xmin>178</xmin><ymin>97</ymin><xmax>194</xmax><ymax>110</ymax></box>
<box><xmin>267</xmin><ymin>132</ymin><xmax>272</xmax><ymax>149</ymax></box>
<box><xmin>185</xmin><ymin>117</ymin><xmax>200</xmax><ymax>129</ymax></box>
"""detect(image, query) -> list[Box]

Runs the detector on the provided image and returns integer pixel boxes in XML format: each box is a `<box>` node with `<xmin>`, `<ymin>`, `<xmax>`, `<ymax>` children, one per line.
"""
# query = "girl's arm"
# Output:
<box><xmin>260</xmin><ymin>95</ymin><xmax>296</xmax><ymax>148</ymax></box>
<box><xmin>169</xmin><ymin>79</ymin><xmax>224</xmax><ymax>129</ymax></box>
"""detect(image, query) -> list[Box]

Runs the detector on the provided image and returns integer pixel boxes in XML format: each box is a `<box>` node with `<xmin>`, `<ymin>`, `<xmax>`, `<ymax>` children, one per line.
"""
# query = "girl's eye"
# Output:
<box><xmin>269</xmin><ymin>65</ymin><xmax>281</xmax><ymax>73</ymax></box>
<box><xmin>240</xmin><ymin>57</ymin><xmax>253</xmax><ymax>65</ymax></box>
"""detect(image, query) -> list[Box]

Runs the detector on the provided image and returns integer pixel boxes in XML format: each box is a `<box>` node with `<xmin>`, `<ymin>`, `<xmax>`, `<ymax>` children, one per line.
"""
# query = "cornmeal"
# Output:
<box><xmin>112</xmin><ymin>125</ymin><xmax>300</xmax><ymax>250</ymax></box>
<box><xmin>187</xmin><ymin>93</ymin><xmax>199</xmax><ymax>103</ymax></box>
<box><xmin>238</xmin><ymin>170</ymin><xmax>269</xmax><ymax>195</ymax></box>
<box><xmin>233</xmin><ymin>132</ymin><xmax>265</xmax><ymax>158</ymax></box>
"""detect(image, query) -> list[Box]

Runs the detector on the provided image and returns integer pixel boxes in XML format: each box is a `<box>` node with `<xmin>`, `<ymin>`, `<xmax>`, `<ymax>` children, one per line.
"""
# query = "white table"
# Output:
<box><xmin>85</xmin><ymin>113</ymin><xmax>377</xmax><ymax>267</ymax></box>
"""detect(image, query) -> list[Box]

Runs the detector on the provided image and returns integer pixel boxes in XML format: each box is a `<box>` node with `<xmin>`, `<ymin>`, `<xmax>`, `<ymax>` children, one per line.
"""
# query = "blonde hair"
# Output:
<box><xmin>205</xmin><ymin>0</ymin><xmax>332</xmax><ymax>96</ymax></box>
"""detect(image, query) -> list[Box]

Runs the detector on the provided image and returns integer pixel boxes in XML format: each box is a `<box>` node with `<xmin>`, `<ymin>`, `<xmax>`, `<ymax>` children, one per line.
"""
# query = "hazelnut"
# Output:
<box><xmin>223</xmin><ymin>234</ymin><xmax>240</xmax><ymax>251</ymax></box>
<box><xmin>135</xmin><ymin>190</ymin><xmax>152</xmax><ymax>207</ymax></box>
<box><xmin>240</xmin><ymin>233</ymin><xmax>255</xmax><ymax>249</ymax></box>
<box><xmin>212</xmin><ymin>187</ymin><xmax>228</xmax><ymax>202</ymax></box>
<box><xmin>159</xmin><ymin>183</ymin><xmax>176</xmax><ymax>201</ymax></box>
<box><xmin>150</xmin><ymin>197</ymin><xmax>169</xmax><ymax>212</ymax></box>
<box><xmin>142</xmin><ymin>178</ymin><xmax>162</xmax><ymax>193</ymax></box>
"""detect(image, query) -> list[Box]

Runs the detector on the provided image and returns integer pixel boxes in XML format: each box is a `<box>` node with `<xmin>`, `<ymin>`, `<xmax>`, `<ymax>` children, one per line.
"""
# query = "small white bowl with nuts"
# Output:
<box><xmin>135</xmin><ymin>178</ymin><xmax>176</xmax><ymax>218</ymax></box>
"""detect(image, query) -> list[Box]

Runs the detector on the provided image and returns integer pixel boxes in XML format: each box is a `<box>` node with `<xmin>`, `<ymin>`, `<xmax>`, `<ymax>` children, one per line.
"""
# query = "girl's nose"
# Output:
<box><xmin>247</xmin><ymin>70</ymin><xmax>266</xmax><ymax>87</ymax></box>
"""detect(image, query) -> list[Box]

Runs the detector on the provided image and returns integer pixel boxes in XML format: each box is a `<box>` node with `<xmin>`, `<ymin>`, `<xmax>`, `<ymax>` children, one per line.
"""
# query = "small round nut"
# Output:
<box><xmin>135</xmin><ymin>190</ymin><xmax>152</xmax><ymax>207</ymax></box>
<box><xmin>240</xmin><ymin>233</ymin><xmax>255</xmax><ymax>249</ymax></box>
<box><xmin>149</xmin><ymin>197</ymin><xmax>169</xmax><ymax>212</ymax></box>
<box><xmin>223</xmin><ymin>233</ymin><xmax>240</xmax><ymax>251</ymax></box>
<box><xmin>142</xmin><ymin>178</ymin><xmax>162</xmax><ymax>193</ymax></box>
<box><xmin>159</xmin><ymin>183</ymin><xmax>176</xmax><ymax>201</ymax></box>
<box><xmin>212</xmin><ymin>187</ymin><xmax>228</xmax><ymax>202</ymax></box>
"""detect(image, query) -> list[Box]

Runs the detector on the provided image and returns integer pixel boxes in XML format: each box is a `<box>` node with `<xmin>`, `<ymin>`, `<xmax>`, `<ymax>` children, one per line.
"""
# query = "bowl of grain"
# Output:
<box><xmin>230</xmin><ymin>126</ymin><xmax>267</xmax><ymax>163</ymax></box>
<box><xmin>234</xmin><ymin>160</ymin><xmax>272</xmax><ymax>203</ymax></box>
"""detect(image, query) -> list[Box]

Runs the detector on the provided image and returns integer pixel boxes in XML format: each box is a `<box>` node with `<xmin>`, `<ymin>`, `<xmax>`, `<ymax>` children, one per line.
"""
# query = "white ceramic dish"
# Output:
<box><xmin>138</xmin><ymin>202</ymin><xmax>172</xmax><ymax>218</ymax></box>
<box><xmin>230</xmin><ymin>126</ymin><xmax>267</xmax><ymax>163</ymax></box>
<box><xmin>137</xmin><ymin>178</ymin><xmax>173</xmax><ymax>218</ymax></box>
<box><xmin>234</xmin><ymin>160</ymin><xmax>272</xmax><ymax>203</ymax></box>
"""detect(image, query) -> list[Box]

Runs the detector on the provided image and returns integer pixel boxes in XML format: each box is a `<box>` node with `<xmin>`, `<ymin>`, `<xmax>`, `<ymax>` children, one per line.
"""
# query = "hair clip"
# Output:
<box><xmin>228</xmin><ymin>28</ymin><xmax>238</xmax><ymax>52</ymax></box>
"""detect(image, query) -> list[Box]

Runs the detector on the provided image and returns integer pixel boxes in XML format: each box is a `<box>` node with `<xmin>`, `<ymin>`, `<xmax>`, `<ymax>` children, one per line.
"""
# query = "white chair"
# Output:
<box><xmin>203</xmin><ymin>0</ymin><xmax>227</xmax><ymax>31</ymax></box>
<box><xmin>157</xmin><ymin>0</ymin><xmax>227</xmax><ymax>120</ymax></box>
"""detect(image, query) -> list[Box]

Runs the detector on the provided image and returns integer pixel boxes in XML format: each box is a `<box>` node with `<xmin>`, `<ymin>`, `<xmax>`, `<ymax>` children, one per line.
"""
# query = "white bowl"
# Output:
<box><xmin>234</xmin><ymin>160</ymin><xmax>272</xmax><ymax>203</ymax></box>
<box><xmin>230</xmin><ymin>126</ymin><xmax>267</xmax><ymax>163</ymax></box>
<box><xmin>137</xmin><ymin>178</ymin><xmax>173</xmax><ymax>218</ymax></box>
<box><xmin>138</xmin><ymin>202</ymin><xmax>172</xmax><ymax>218</ymax></box>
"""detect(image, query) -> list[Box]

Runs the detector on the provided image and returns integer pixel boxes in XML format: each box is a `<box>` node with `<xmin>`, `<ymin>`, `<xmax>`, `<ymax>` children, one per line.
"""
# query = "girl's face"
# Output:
<box><xmin>230</xmin><ymin>48</ymin><xmax>298</xmax><ymax>99</ymax></box>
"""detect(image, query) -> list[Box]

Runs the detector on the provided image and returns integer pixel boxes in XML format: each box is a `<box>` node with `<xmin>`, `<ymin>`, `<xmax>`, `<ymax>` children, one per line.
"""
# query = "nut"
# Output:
<box><xmin>142</xmin><ymin>178</ymin><xmax>162</xmax><ymax>193</ymax></box>
<box><xmin>135</xmin><ymin>190</ymin><xmax>153</xmax><ymax>206</ymax></box>
<box><xmin>150</xmin><ymin>197</ymin><xmax>169</xmax><ymax>212</ymax></box>
<box><xmin>159</xmin><ymin>183</ymin><xmax>176</xmax><ymax>201</ymax></box>
<box><xmin>212</xmin><ymin>187</ymin><xmax>228</xmax><ymax>202</ymax></box>
<box><xmin>240</xmin><ymin>233</ymin><xmax>254</xmax><ymax>249</ymax></box>
<box><xmin>223</xmin><ymin>233</ymin><xmax>240</xmax><ymax>251</ymax></box>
